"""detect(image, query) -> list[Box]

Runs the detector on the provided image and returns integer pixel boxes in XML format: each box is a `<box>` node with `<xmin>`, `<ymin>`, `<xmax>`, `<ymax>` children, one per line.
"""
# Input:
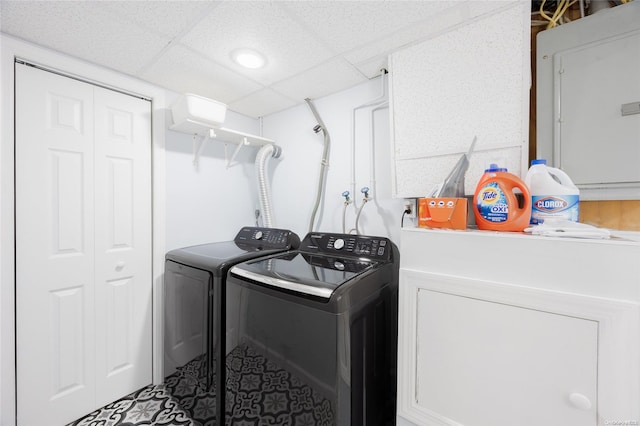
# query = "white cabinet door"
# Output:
<box><xmin>15</xmin><ymin>63</ymin><xmax>152</xmax><ymax>425</ymax></box>
<box><xmin>415</xmin><ymin>289</ymin><xmax>598</xmax><ymax>426</ymax></box>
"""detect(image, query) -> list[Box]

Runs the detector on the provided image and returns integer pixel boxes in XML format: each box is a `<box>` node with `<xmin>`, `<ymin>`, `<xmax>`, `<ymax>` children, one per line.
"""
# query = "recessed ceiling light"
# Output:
<box><xmin>231</xmin><ymin>48</ymin><xmax>266</xmax><ymax>69</ymax></box>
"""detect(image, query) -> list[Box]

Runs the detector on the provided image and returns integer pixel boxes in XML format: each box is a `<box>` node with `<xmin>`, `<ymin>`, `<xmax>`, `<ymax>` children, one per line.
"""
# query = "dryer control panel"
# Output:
<box><xmin>301</xmin><ymin>232</ymin><xmax>393</xmax><ymax>261</ymax></box>
<box><xmin>235</xmin><ymin>227</ymin><xmax>300</xmax><ymax>250</ymax></box>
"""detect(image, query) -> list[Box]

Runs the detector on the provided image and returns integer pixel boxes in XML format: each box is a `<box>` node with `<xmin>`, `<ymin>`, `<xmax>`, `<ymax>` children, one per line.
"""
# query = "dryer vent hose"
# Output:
<box><xmin>256</xmin><ymin>143</ymin><xmax>281</xmax><ymax>228</ymax></box>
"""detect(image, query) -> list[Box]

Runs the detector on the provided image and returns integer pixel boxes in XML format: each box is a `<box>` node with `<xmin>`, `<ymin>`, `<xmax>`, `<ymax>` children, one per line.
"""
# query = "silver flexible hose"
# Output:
<box><xmin>342</xmin><ymin>202</ymin><xmax>348</xmax><ymax>234</ymax></box>
<box><xmin>255</xmin><ymin>143</ymin><xmax>278</xmax><ymax>228</ymax></box>
<box><xmin>354</xmin><ymin>198</ymin><xmax>368</xmax><ymax>234</ymax></box>
<box><xmin>305</xmin><ymin>98</ymin><xmax>331</xmax><ymax>233</ymax></box>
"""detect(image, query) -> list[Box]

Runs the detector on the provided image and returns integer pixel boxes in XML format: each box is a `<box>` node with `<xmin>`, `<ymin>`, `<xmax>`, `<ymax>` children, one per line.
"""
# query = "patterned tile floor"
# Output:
<box><xmin>68</xmin><ymin>354</ymin><xmax>215</xmax><ymax>426</ymax></box>
<box><xmin>68</xmin><ymin>343</ymin><xmax>333</xmax><ymax>426</ymax></box>
<box><xmin>67</xmin><ymin>383</ymin><xmax>198</xmax><ymax>426</ymax></box>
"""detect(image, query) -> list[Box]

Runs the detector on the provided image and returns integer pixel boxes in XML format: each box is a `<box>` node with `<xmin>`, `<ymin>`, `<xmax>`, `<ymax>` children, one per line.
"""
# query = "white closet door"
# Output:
<box><xmin>15</xmin><ymin>63</ymin><xmax>152</xmax><ymax>425</ymax></box>
<box><xmin>16</xmin><ymin>64</ymin><xmax>97</xmax><ymax>425</ymax></box>
<box><xmin>93</xmin><ymin>86</ymin><xmax>152</xmax><ymax>407</ymax></box>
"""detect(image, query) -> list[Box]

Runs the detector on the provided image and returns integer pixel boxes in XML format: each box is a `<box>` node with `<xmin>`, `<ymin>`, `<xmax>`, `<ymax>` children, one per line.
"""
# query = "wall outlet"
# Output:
<box><xmin>404</xmin><ymin>199</ymin><xmax>417</xmax><ymax>219</ymax></box>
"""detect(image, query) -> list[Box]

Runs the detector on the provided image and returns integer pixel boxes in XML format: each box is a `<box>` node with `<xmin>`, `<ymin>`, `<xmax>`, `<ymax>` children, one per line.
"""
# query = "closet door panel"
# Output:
<box><xmin>93</xmin><ymin>87</ymin><xmax>152</xmax><ymax>407</ymax></box>
<box><xmin>16</xmin><ymin>63</ymin><xmax>153</xmax><ymax>424</ymax></box>
<box><xmin>16</xmin><ymin>64</ymin><xmax>97</xmax><ymax>425</ymax></box>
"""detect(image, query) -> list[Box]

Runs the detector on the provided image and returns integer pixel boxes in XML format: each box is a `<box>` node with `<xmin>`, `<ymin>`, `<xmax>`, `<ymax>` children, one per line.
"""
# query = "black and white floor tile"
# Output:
<box><xmin>66</xmin><ymin>384</ymin><xmax>194</xmax><ymax>426</ymax></box>
<box><xmin>225</xmin><ymin>344</ymin><xmax>333</xmax><ymax>426</ymax></box>
<box><xmin>69</xmin><ymin>343</ymin><xmax>334</xmax><ymax>426</ymax></box>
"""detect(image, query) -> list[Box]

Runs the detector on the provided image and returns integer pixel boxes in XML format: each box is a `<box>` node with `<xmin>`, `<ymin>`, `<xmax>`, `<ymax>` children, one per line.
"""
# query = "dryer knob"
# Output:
<box><xmin>334</xmin><ymin>238</ymin><xmax>345</xmax><ymax>250</ymax></box>
<box><xmin>255</xmin><ymin>231</ymin><xmax>263</xmax><ymax>240</ymax></box>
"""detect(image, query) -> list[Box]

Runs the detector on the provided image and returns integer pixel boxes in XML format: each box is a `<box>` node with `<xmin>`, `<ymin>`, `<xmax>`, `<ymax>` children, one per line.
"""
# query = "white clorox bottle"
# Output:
<box><xmin>524</xmin><ymin>159</ymin><xmax>580</xmax><ymax>225</ymax></box>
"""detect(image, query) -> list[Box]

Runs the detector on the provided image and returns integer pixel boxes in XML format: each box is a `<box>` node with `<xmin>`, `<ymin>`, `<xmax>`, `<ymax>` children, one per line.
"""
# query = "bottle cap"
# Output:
<box><xmin>531</xmin><ymin>159</ymin><xmax>547</xmax><ymax>165</ymax></box>
<box><xmin>485</xmin><ymin>163</ymin><xmax>507</xmax><ymax>173</ymax></box>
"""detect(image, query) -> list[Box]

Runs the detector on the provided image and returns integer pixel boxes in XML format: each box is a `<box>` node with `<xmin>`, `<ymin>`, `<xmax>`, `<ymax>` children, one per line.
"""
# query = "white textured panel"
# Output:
<box><xmin>270</xmin><ymin>58</ymin><xmax>366</xmax><ymax>102</ymax></box>
<box><xmin>102</xmin><ymin>1</ymin><xmax>216</xmax><ymax>39</ymax></box>
<box><xmin>180</xmin><ymin>1</ymin><xmax>335</xmax><ymax>85</ymax></box>
<box><xmin>107</xmin><ymin>157</ymin><xmax>133</xmax><ymax>250</ymax></box>
<box><xmin>228</xmin><ymin>88</ymin><xmax>298</xmax><ymax>119</ymax></box>
<box><xmin>394</xmin><ymin>147</ymin><xmax>523</xmax><ymax>198</ymax></box>
<box><xmin>107</xmin><ymin>108</ymin><xmax>133</xmax><ymax>143</ymax></box>
<box><xmin>50</xmin><ymin>149</ymin><xmax>84</xmax><ymax>255</ymax></box>
<box><xmin>50</xmin><ymin>286</ymin><xmax>85</xmax><ymax>398</ymax></box>
<box><xmin>344</xmin><ymin>4</ymin><xmax>468</xmax><ymax>66</ymax></box>
<box><xmin>105</xmin><ymin>277</ymin><xmax>133</xmax><ymax>376</ymax></box>
<box><xmin>48</xmin><ymin>93</ymin><xmax>83</xmax><ymax>133</ymax></box>
<box><xmin>1</xmin><ymin>0</ymin><xmax>524</xmax><ymax>119</ymax></box>
<box><xmin>391</xmin><ymin>4</ymin><xmax>527</xmax><ymax>159</ymax></box>
<box><xmin>344</xmin><ymin>1</ymin><xmax>511</xmax><ymax>67</ymax></box>
<box><xmin>283</xmin><ymin>1</ymin><xmax>459</xmax><ymax>54</ymax></box>
<box><xmin>0</xmin><ymin>1</ymin><xmax>171</xmax><ymax>74</ymax></box>
<box><xmin>140</xmin><ymin>44</ymin><xmax>263</xmax><ymax>106</ymax></box>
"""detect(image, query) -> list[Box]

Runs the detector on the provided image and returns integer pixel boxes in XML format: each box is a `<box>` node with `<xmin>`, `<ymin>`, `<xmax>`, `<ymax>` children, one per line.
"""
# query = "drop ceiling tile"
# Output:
<box><xmin>343</xmin><ymin>2</ymin><xmax>469</xmax><ymax>65</ymax></box>
<box><xmin>228</xmin><ymin>88</ymin><xmax>299</xmax><ymax>119</ymax></box>
<box><xmin>102</xmin><ymin>1</ymin><xmax>218</xmax><ymax>38</ymax></box>
<box><xmin>281</xmin><ymin>1</ymin><xmax>460</xmax><ymax>54</ymax></box>
<box><xmin>101</xmin><ymin>1</ymin><xmax>217</xmax><ymax>39</ymax></box>
<box><xmin>179</xmin><ymin>1</ymin><xmax>335</xmax><ymax>86</ymax></box>
<box><xmin>270</xmin><ymin>58</ymin><xmax>367</xmax><ymax>102</ymax></box>
<box><xmin>1</xmin><ymin>0</ymin><xmax>470</xmax><ymax>120</ymax></box>
<box><xmin>140</xmin><ymin>44</ymin><xmax>264</xmax><ymax>106</ymax></box>
<box><xmin>0</xmin><ymin>1</ymin><xmax>171</xmax><ymax>75</ymax></box>
<box><xmin>353</xmin><ymin>56</ymin><xmax>389</xmax><ymax>80</ymax></box>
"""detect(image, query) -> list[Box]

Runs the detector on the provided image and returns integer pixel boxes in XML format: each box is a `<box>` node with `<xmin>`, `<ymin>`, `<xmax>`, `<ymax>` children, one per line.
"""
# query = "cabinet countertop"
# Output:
<box><xmin>400</xmin><ymin>227</ymin><xmax>640</xmax><ymax>302</ymax></box>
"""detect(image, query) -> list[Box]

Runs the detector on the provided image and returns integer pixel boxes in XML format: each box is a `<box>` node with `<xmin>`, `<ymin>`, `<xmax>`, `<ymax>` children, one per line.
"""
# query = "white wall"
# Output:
<box><xmin>167</xmin><ymin>75</ymin><xmax>410</xmax><ymax>248</ymax></box>
<box><xmin>262</xmin><ymin>76</ymin><xmax>409</xmax><ymax>244</ymax></box>
<box><xmin>164</xmin><ymin>95</ymin><xmax>262</xmax><ymax>250</ymax></box>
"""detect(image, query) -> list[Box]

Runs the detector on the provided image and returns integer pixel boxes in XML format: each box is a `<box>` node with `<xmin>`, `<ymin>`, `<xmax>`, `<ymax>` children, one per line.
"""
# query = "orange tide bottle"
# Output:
<box><xmin>473</xmin><ymin>164</ymin><xmax>531</xmax><ymax>232</ymax></box>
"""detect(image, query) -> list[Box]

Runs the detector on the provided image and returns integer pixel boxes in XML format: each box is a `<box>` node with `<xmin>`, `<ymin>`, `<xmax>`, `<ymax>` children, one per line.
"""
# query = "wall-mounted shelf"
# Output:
<box><xmin>169</xmin><ymin>93</ymin><xmax>277</xmax><ymax>168</ymax></box>
<box><xmin>170</xmin><ymin>123</ymin><xmax>276</xmax><ymax>168</ymax></box>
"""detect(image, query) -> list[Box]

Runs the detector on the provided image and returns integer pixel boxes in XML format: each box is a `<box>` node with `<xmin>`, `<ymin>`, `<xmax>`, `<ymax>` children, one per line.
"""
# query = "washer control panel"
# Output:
<box><xmin>302</xmin><ymin>232</ymin><xmax>393</xmax><ymax>261</ymax></box>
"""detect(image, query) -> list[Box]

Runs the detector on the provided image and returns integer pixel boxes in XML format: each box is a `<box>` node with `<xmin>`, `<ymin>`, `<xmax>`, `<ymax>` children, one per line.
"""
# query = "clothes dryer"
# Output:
<box><xmin>225</xmin><ymin>232</ymin><xmax>399</xmax><ymax>426</ymax></box>
<box><xmin>164</xmin><ymin>226</ymin><xmax>299</xmax><ymax>424</ymax></box>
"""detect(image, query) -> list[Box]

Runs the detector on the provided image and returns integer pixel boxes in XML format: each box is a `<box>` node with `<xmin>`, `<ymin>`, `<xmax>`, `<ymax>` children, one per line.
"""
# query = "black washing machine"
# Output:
<box><xmin>225</xmin><ymin>232</ymin><xmax>399</xmax><ymax>426</ymax></box>
<box><xmin>164</xmin><ymin>226</ymin><xmax>300</xmax><ymax>425</ymax></box>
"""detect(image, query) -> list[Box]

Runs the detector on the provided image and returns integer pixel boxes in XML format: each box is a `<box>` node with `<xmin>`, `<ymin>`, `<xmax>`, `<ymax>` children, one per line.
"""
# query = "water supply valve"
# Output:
<box><xmin>342</xmin><ymin>190</ymin><xmax>351</xmax><ymax>205</ymax></box>
<box><xmin>360</xmin><ymin>186</ymin><xmax>370</xmax><ymax>200</ymax></box>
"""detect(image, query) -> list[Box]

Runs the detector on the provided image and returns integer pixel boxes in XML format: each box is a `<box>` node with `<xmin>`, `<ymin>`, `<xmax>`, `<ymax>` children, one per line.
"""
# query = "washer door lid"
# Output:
<box><xmin>230</xmin><ymin>266</ymin><xmax>335</xmax><ymax>299</ymax></box>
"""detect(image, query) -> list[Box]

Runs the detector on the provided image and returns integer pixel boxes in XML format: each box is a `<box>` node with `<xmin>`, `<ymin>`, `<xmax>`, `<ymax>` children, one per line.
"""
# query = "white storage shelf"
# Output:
<box><xmin>170</xmin><ymin>122</ymin><xmax>276</xmax><ymax>168</ymax></box>
<box><xmin>170</xmin><ymin>93</ymin><xmax>276</xmax><ymax>167</ymax></box>
<box><xmin>169</xmin><ymin>121</ymin><xmax>275</xmax><ymax>147</ymax></box>
<box><xmin>398</xmin><ymin>228</ymin><xmax>640</xmax><ymax>426</ymax></box>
